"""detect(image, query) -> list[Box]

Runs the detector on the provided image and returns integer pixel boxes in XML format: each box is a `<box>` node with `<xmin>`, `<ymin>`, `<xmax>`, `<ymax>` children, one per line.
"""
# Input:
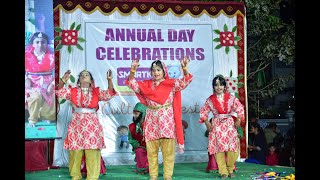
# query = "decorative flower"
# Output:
<box><xmin>225</xmin><ymin>70</ymin><xmax>244</xmax><ymax>99</ymax></box>
<box><xmin>225</xmin><ymin>76</ymin><xmax>238</xmax><ymax>93</ymax></box>
<box><xmin>61</xmin><ymin>30</ymin><xmax>78</xmax><ymax>45</ymax></box>
<box><xmin>54</xmin><ymin>22</ymin><xmax>86</xmax><ymax>53</ymax></box>
<box><xmin>213</xmin><ymin>24</ymin><xmax>241</xmax><ymax>54</ymax></box>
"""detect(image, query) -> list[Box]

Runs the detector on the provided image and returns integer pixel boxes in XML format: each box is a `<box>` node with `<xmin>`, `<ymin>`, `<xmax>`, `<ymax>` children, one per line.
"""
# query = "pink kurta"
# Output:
<box><xmin>127</xmin><ymin>76</ymin><xmax>193</xmax><ymax>143</ymax></box>
<box><xmin>55</xmin><ymin>86</ymin><xmax>117</xmax><ymax>150</ymax></box>
<box><xmin>199</xmin><ymin>93</ymin><xmax>244</xmax><ymax>155</ymax></box>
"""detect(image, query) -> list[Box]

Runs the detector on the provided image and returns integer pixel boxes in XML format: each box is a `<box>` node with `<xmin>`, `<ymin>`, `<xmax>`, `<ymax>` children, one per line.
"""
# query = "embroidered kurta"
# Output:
<box><xmin>127</xmin><ymin>75</ymin><xmax>193</xmax><ymax>143</ymax></box>
<box><xmin>55</xmin><ymin>86</ymin><xmax>117</xmax><ymax>150</ymax></box>
<box><xmin>199</xmin><ymin>93</ymin><xmax>244</xmax><ymax>155</ymax></box>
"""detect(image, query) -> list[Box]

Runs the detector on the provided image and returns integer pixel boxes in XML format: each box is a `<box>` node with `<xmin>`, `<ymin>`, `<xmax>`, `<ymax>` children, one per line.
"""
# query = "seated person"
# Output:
<box><xmin>266</xmin><ymin>143</ymin><xmax>279</xmax><ymax>166</ymax></box>
<box><xmin>128</xmin><ymin>102</ymin><xmax>149</xmax><ymax>174</ymax></box>
<box><xmin>247</xmin><ymin>122</ymin><xmax>267</xmax><ymax>165</ymax></box>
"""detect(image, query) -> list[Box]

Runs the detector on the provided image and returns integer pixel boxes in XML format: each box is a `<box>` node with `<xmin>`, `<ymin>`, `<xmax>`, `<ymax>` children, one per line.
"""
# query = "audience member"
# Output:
<box><xmin>264</xmin><ymin>123</ymin><xmax>278</xmax><ymax>145</ymax></box>
<box><xmin>266</xmin><ymin>143</ymin><xmax>279</xmax><ymax>166</ymax></box>
<box><xmin>247</xmin><ymin>122</ymin><xmax>267</xmax><ymax>165</ymax></box>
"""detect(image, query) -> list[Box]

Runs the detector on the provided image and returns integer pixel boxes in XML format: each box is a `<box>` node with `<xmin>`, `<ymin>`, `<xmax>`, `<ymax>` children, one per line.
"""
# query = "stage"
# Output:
<box><xmin>25</xmin><ymin>162</ymin><xmax>295</xmax><ymax>179</ymax></box>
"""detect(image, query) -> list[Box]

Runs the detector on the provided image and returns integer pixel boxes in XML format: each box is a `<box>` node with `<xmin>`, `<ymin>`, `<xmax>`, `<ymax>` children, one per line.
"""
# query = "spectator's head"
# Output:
<box><xmin>268</xmin><ymin>143</ymin><xmax>276</xmax><ymax>154</ymax></box>
<box><xmin>249</xmin><ymin>114</ymin><xmax>258</xmax><ymax>123</ymax></box>
<box><xmin>249</xmin><ymin>122</ymin><xmax>261</xmax><ymax>135</ymax></box>
<box><xmin>267</xmin><ymin>122</ymin><xmax>277</xmax><ymax>132</ymax></box>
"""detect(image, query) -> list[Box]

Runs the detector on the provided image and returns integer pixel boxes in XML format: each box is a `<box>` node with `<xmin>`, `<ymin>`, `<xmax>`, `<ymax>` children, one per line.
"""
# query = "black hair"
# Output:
<box><xmin>117</xmin><ymin>125</ymin><xmax>128</xmax><ymax>131</ymax></box>
<box><xmin>133</xmin><ymin>113</ymin><xmax>143</xmax><ymax>125</ymax></box>
<box><xmin>249</xmin><ymin>122</ymin><xmax>262</xmax><ymax>132</ymax></box>
<box><xmin>212</xmin><ymin>75</ymin><xmax>227</xmax><ymax>87</ymax></box>
<box><xmin>150</xmin><ymin>60</ymin><xmax>165</xmax><ymax>77</ymax></box>
<box><xmin>29</xmin><ymin>32</ymin><xmax>49</xmax><ymax>45</ymax></box>
<box><xmin>268</xmin><ymin>143</ymin><xmax>276</xmax><ymax>149</ymax></box>
<box><xmin>266</xmin><ymin>122</ymin><xmax>277</xmax><ymax>129</ymax></box>
<box><xmin>76</xmin><ymin>70</ymin><xmax>94</xmax><ymax>87</ymax></box>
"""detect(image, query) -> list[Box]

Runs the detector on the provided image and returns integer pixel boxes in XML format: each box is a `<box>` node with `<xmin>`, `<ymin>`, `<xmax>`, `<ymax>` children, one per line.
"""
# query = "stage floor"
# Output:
<box><xmin>25</xmin><ymin>162</ymin><xmax>295</xmax><ymax>179</ymax></box>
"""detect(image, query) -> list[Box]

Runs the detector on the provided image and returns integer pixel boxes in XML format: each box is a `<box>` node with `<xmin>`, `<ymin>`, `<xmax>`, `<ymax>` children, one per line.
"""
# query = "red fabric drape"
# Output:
<box><xmin>173</xmin><ymin>91</ymin><xmax>184</xmax><ymax>150</ymax></box>
<box><xmin>25</xmin><ymin>141</ymin><xmax>49</xmax><ymax>172</ymax></box>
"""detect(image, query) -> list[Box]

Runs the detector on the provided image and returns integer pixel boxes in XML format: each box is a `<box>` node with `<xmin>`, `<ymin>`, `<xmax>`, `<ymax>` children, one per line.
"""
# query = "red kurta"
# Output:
<box><xmin>199</xmin><ymin>93</ymin><xmax>245</xmax><ymax>155</ymax></box>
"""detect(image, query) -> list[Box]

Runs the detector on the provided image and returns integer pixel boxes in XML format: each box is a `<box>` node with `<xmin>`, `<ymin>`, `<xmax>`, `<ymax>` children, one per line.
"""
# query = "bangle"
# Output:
<box><xmin>130</xmin><ymin>69</ymin><xmax>136</xmax><ymax>73</ymax></box>
<box><xmin>182</xmin><ymin>67</ymin><xmax>187</xmax><ymax>71</ymax></box>
<box><xmin>60</xmin><ymin>78</ymin><xmax>66</xmax><ymax>84</ymax></box>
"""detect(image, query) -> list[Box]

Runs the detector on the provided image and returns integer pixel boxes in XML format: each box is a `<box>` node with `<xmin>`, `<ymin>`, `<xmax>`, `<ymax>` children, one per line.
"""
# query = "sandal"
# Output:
<box><xmin>221</xmin><ymin>174</ymin><xmax>228</xmax><ymax>179</ymax></box>
<box><xmin>229</xmin><ymin>173</ymin><xmax>236</xmax><ymax>178</ymax></box>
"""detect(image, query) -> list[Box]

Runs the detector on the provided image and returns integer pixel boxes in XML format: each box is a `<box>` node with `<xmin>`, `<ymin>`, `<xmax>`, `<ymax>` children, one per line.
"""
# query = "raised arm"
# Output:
<box><xmin>55</xmin><ymin>70</ymin><xmax>72</xmax><ymax>100</ymax></box>
<box><xmin>173</xmin><ymin>57</ymin><xmax>193</xmax><ymax>91</ymax></box>
<box><xmin>107</xmin><ymin>69</ymin><xmax>114</xmax><ymax>92</ymax></box>
<box><xmin>180</xmin><ymin>56</ymin><xmax>190</xmax><ymax>77</ymax></box>
<box><xmin>99</xmin><ymin>69</ymin><xmax>117</xmax><ymax>101</ymax></box>
<box><xmin>56</xmin><ymin>70</ymin><xmax>71</xmax><ymax>90</ymax></box>
<box><xmin>129</xmin><ymin>59</ymin><xmax>140</xmax><ymax>80</ymax></box>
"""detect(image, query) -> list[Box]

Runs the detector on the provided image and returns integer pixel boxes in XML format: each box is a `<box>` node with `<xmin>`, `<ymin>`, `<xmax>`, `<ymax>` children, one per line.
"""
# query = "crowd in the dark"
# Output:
<box><xmin>246</xmin><ymin>117</ymin><xmax>295</xmax><ymax>167</ymax></box>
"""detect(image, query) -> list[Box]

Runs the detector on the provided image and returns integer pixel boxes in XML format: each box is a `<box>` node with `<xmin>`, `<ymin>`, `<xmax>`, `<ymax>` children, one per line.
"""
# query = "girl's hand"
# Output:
<box><xmin>131</xmin><ymin>59</ymin><xmax>140</xmax><ymax>71</ymax></box>
<box><xmin>234</xmin><ymin>118</ymin><xmax>241</xmax><ymax>128</ymax></box>
<box><xmin>62</xmin><ymin>70</ymin><xmax>71</xmax><ymax>82</ymax></box>
<box><xmin>204</xmin><ymin>120</ymin><xmax>213</xmax><ymax>132</ymax></box>
<box><xmin>107</xmin><ymin>69</ymin><xmax>113</xmax><ymax>80</ymax></box>
<box><xmin>180</xmin><ymin>56</ymin><xmax>190</xmax><ymax>69</ymax></box>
